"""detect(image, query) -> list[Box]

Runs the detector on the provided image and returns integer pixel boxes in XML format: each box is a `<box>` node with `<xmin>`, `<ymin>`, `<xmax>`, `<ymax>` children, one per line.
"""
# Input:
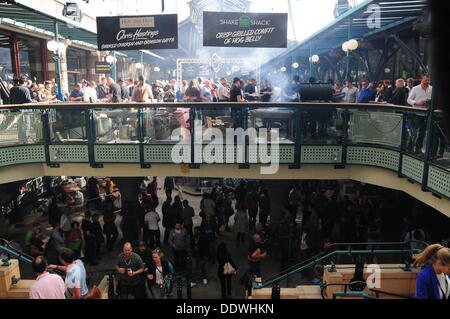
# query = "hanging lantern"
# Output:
<box><xmin>347</xmin><ymin>39</ymin><xmax>358</xmax><ymax>51</ymax></box>
<box><xmin>342</xmin><ymin>41</ymin><xmax>349</xmax><ymax>52</ymax></box>
<box><xmin>46</xmin><ymin>40</ymin><xmax>58</xmax><ymax>52</ymax></box>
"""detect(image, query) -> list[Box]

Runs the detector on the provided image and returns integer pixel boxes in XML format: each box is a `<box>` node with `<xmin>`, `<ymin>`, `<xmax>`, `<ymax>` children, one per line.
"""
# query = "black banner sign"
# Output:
<box><xmin>203</xmin><ymin>12</ymin><xmax>287</xmax><ymax>48</ymax></box>
<box><xmin>95</xmin><ymin>61</ymin><xmax>111</xmax><ymax>74</ymax></box>
<box><xmin>96</xmin><ymin>14</ymin><xmax>178</xmax><ymax>51</ymax></box>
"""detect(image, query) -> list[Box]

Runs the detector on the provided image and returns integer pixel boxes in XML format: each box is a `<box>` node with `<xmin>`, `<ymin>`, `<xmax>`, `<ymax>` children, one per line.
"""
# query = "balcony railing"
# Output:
<box><xmin>0</xmin><ymin>102</ymin><xmax>448</xmax><ymax>200</ymax></box>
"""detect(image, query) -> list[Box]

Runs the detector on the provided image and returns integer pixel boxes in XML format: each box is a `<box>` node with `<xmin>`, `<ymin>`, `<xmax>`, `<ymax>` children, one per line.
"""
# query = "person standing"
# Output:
<box><xmin>217</xmin><ymin>242</ymin><xmax>237</xmax><ymax>299</ymax></box>
<box><xmin>229</xmin><ymin>77</ymin><xmax>244</xmax><ymax>102</ymax></box>
<box><xmin>288</xmin><ymin>184</ymin><xmax>302</xmax><ymax>223</ymax></box>
<box><xmin>260</xmin><ymin>80</ymin><xmax>273</xmax><ymax>102</ymax></box>
<box><xmin>407</xmin><ymin>74</ymin><xmax>433</xmax><ymax>154</ymax></box>
<box><xmin>144</xmin><ymin>205</ymin><xmax>161</xmax><ymax>249</ymax></box>
<box><xmin>69</xmin><ymin>83</ymin><xmax>84</xmax><ymax>102</ymax></box>
<box><xmin>406</xmin><ymin>78</ymin><xmax>415</xmax><ymax>93</ymax></box>
<box><xmin>48</xmin><ymin>248</ymin><xmax>88</xmax><ymax>299</ymax></box>
<box><xmin>147</xmin><ymin>176</ymin><xmax>159</xmax><ymax>208</ymax></box>
<box><xmin>91</xmin><ymin>214</ymin><xmax>104</xmax><ymax>257</ymax></box>
<box><xmin>107</xmin><ymin>77</ymin><xmax>123</xmax><ymax>103</ymax></box>
<box><xmin>117</xmin><ymin>79</ymin><xmax>129</xmax><ymax>101</ymax></box>
<box><xmin>162</xmin><ymin>197</ymin><xmax>175</xmax><ymax>245</ymax></box>
<box><xmin>103</xmin><ymin>201</ymin><xmax>119</xmax><ymax>251</ymax></box>
<box><xmin>164</xmin><ymin>176</ymin><xmax>174</xmax><ymax>199</ymax></box>
<box><xmin>132</xmin><ymin>75</ymin><xmax>154</xmax><ymax>102</ymax></box>
<box><xmin>341</xmin><ymin>80</ymin><xmax>359</xmax><ymax>103</ymax></box>
<box><xmin>181</xmin><ymin>200</ymin><xmax>195</xmax><ymax>242</ymax></box>
<box><xmin>192</xmin><ymin>226</ymin><xmax>210</xmax><ymax>285</ymax></box>
<box><xmin>146</xmin><ymin>250</ymin><xmax>174</xmax><ymax>299</ymax></box>
<box><xmin>83</xmin><ymin>81</ymin><xmax>98</xmax><ymax>102</ymax></box>
<box><xmin>388</xmin><ymin>79</ymin><xmax>409</xmax><ymax>106</ymax></box>
<box><xmin>96</xmin><ymin>77</ymin><xmax>109</xmax><ymax>100</ymax></box>
<box><xmin>10</xmin><ymin>76</ymin><xmax>34</xmax><ymax>104</ymax></box>
<box><xmin>246</xmin><ymin>187</ymin><xmax>259</xmax><ymax>231</ymax></box>
<box><xmin>169</xmin><ymin>221</ymin><xmax>190</xmax><ymax>272</ymax></box>
<box><xmin>414</xmin><ymin>244</ymin><xmax>450</xmax><ymax>299</ymax></box>
<box><xmin>248</xmin><ymin>233</ymin><xmax>267</xmax><ymax>279</ymax></box>
<box><xmin>357</xmin><ymin>81</ymin><xmax>374</xmax><ymax>103</ymax></box>
<box><xmin>81</xmin><ymin>211</ymin><xmax>98</xmax><ymax>266</ymax></box>
<box><xmin>115</xmin><ymin>242</ymin><xmax>145</xmax><ymax>299</ymax></box>
<box><xmin>67</xmin><ymin>221</ymin><xmax>82</xmax><ymax>259</ymax></box>
<box><xmin>234</xmin><ymin>201</ymin><xmax>249</xmax><ymax>248</ymax></box>
<box><xmin>218</xmin><ymin>77</ymin><xmax>230</xmax><ymax>102</ymax></box>
<box><xmin>48</xmin><ymin>222</ymin><xmax>65</xmax><ymax>265</ymax></box>
<box><xmin>29</xmin><ymin>256</ymin><xmax>66</xmax><ymax>299</ymax></box>
<box><xmin>258</xmin><ymin>188</ymin><xmax>270</xmax><ymax>228</ymax></box>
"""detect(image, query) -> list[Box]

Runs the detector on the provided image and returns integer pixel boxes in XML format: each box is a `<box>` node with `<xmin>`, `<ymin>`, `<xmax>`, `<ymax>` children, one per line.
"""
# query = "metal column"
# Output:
<box><xmin>53</xmin><ymin>21</ymin><xmax>63</xmax><ymax>101</ymax></box>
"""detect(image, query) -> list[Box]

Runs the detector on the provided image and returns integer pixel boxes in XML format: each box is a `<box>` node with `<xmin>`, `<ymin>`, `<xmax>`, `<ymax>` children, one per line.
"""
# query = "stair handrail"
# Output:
<box><xmin>0</xmin><ymin>238</ymin><xmax>33</xmax><ymax>264</ymax></box>
<box><xmin>252</xmin><ymin>240</ymin><xmax>425</xmax><ymax>289</ymax></box>
<box><xmin>369</xmin><ymin>288</ymin><xmax>416</xmax><ymax>299</ymax></box>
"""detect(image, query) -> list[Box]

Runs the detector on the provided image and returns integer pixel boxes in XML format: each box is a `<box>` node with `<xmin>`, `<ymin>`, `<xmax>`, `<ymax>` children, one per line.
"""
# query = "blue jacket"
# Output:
<box><xmin>357</xmin><ymin>87</ymin><xmax>374</xmax><ymax>103</ymax></box>
<box><xmin>415</xmin><ymin>264</ymin><xmax>449</xmax><ymax>299</ymax></box>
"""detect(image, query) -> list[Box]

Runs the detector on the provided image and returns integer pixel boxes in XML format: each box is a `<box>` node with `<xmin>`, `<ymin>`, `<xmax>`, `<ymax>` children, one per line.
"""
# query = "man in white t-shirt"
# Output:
<box><xmin>49</xmin><ymin>248</ymin><xmax>88</xmax><ymax>299</ymax></box>
<box><xmin>83</xmin><ymin>81</ymin><xmax>98</xmax><ymax>103</ymax></box>
<box><xmin>217</xmin><ymin>78</ymin><xmax>230</xmax><ymax>102</ymax></box>
<box><xmin>144</xmin><ymin>207</ymin><xmax>161</xmax><ymax>249</ymax></box>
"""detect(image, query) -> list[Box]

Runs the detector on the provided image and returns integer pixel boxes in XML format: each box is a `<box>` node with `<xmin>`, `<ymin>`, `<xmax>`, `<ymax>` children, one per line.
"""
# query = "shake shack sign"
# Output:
<box><xmin>96</xmin><ymin>14</ymin><xmax>178</xmax><ymax>51</ymax></box>
<box><xmin>203</xmin><ymin>12</ymin><xmax>287</xmax><ymax>48</ymax></box>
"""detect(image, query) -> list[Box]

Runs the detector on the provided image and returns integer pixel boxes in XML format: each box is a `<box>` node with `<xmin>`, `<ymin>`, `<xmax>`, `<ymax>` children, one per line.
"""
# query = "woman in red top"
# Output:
<box><xmin>67</xmin><ymin>221</ymin><xmax>82</xmax><ymax>258</ymax></box>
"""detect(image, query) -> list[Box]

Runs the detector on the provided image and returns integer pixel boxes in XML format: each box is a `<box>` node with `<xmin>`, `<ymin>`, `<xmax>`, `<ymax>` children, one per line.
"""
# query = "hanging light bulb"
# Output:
<box><xmin>135</xmin><ymin>62</ymin><xmax>143</xmax><ymax>69</ymax></box>
<box><xmin>347</xmin><ymin>39</ymin><xmax>358</xmax><ymax>51</ymax></box>
<box><xmin>280</xmin><ymin>66</ymin><xmax>286</xmax><ymax>72</ymax></box>
<box><xmin>342</xmin><ymin>41</ymin><xmax>349</xmax><ymax>52</ymax></box>
<box><xmin>291</xmin><ymin>62</ymin><xmax>299</xmax><ymax>69</ymax></box>
<box><xmin>153</xmin><ymin>67</ymin><xmax>160</xmax><ymax>72</ymax></box>
<box><xmin>46</xmin><ymin>40</ymin><xmax>58</xmax><ymax>52</ymax></box>
<box><xmin>105</xmin><ymin>55</ymin><xmax>114</xmax><ymax>63</ymax></box>
<box><xmin>311</xmin><ymin>55</ymin><xmax>319</xmax><ymax>63</ymax></box>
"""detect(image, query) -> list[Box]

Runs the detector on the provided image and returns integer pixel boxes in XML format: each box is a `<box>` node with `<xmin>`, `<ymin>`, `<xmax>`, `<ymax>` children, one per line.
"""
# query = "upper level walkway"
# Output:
<box><xmin>0</xmin><ymin>102</ymin><xmax>449</xmax><ymax>216</ymax></box>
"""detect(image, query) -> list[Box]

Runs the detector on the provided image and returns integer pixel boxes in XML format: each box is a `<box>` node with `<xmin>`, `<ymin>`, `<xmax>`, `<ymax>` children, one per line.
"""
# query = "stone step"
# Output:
<box><xmin>7</xmin><ymin>280</ymin><xmax>35</xmax><ymax>299</ymax></box>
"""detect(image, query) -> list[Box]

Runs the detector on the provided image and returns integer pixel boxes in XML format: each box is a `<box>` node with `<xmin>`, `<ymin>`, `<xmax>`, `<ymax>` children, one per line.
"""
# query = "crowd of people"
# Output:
<box><xmin>3</xmin><ymin>174</ymin><xmax>447</xmax><ymax>300</ymax></box>
<box><xmin>334</xmin><ymin>74</ymin><xmax>432</xmax><ymax>107</ymax></box>
<box><xmin>5</xmin><ymin>72</ymin><xmax>432</xmax><ymax>106</ymax></box>
<box><xmin>21</xmin><ymin>176</ymin><xmax>272</xmax><ymax>299</ymax></box>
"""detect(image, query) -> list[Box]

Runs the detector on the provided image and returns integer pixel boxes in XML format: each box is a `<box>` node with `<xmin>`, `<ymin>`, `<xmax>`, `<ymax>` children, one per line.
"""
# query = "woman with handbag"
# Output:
<box><xmin>217</xmin><ymin>242</ymin><xmax>238</xmax><ymax>299</ymax></box>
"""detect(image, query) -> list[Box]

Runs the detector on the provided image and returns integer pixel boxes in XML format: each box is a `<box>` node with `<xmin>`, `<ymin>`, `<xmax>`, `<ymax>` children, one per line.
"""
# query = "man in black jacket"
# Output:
<box><xmin>10</xmin><ymin>76</ymin><xmax>33</xmax><ymax>104</ymax></box>
<box><xmin>388</xmin><ymin>79</ymin><xmax>409</xmax><ymax>106</ymax></box>
<box><xmin>81</xmin><ymin>211</ymin><xmax>98</xmax><ymax>266</ymax></box>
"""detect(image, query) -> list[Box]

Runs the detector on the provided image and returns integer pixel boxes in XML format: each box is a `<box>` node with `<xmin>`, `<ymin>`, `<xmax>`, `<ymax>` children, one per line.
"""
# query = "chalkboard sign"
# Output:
<box><xmin>203</xmin><ymin>12</ymin><xmax>287</xmax><ymax>48</ymax></box>
<box><xmin>96</xmin><ymin>14</ymin><xmax>178</xmax><ymax>51</ymax></box>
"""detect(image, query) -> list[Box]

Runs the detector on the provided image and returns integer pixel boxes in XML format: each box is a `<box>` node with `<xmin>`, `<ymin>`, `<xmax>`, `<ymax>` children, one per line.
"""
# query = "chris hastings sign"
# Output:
<box><xmin>203</xmin><ymin>12</ymin><xmax>287</xmax><ymax>48</ymax></box>
<box><xmin>96</xmin><ymin>14</ymin><xmax>178</xmax><ymax>51</ymax></box>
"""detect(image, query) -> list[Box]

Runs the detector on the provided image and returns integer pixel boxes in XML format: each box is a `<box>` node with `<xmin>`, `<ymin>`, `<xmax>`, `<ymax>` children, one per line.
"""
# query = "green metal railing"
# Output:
<box><xmin>250</xmin><ymin>241</ymin><xmax>424</xmax><ymax>299</ymax></box>
<box><xmin>0</xmin><ymin>102</ymin><xmax>448</xmax><ymax>200</ymax></box>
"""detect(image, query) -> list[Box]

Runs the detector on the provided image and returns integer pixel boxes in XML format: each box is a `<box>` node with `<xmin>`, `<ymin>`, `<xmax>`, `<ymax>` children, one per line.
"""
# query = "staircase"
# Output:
<box><xmin>0</xmin><ymin>259</ymin><xmax>35</xmax><ymax>299</ymax></box>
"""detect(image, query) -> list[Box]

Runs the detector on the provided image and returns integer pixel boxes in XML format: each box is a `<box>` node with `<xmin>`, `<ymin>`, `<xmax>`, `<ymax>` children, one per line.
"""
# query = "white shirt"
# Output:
<box><xmin>342</xmin><ymin>86</ymin><xmax>359</xmax><ymax>103</ymax></box>
<box><xmin>407</xmin><ymin>84</ymin><xmax>432</xmax><ymax>107</ymax></box>
<box><xmin>218</xmin><ymin>83</ymin><xmax>229</xmax><ymax>100</ymax></box>
<box><xmin>271</xmin><ymin>86</ymin><xmax>282</xmax><ymax>102</ymax></box>
<box><xmin>65</xmin><ymin>260</ymin><xmax>88</xmax><ymax>298</ymax></box>
<box><xmin>83</xmin><ymin>86</ymin><xmax>98</xmax><ymax>102</ymax></box>
<box><xmin>437</xmin><ymin>273</ymin><xmax>450</xmax><ymax>299</ymax></box>
<box><xmin>144</xmin><ymin>211</ymin><xmax>160</xmax><ymax>230</ymax></box>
